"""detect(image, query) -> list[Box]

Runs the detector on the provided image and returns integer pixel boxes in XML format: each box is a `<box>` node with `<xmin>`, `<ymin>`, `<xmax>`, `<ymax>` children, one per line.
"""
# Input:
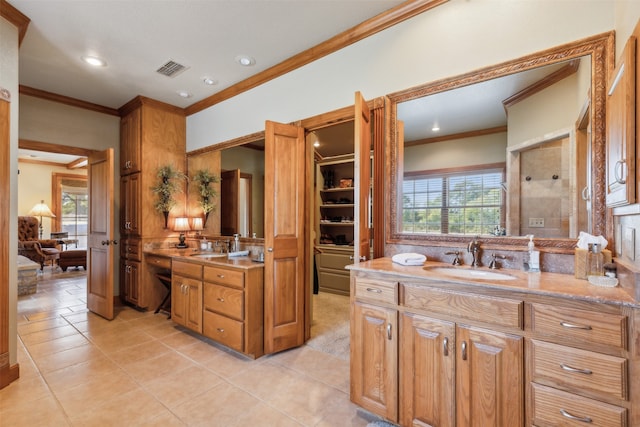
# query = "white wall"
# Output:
<box><xmin>188</xmin><ymin>0</ymin><xmax>617</xmax><ymax>149</ymax></box>
<box><xmin>1</xmin><ymin>15</ymin><xmax>20</xmax><ymax>368</ymax></box>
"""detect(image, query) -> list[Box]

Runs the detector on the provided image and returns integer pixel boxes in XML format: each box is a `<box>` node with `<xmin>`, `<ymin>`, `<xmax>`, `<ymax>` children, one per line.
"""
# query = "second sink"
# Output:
<box><xmin>425</xmin><ymin>266</ymin><xmax>516</xmax><ymax>281</ymax></box>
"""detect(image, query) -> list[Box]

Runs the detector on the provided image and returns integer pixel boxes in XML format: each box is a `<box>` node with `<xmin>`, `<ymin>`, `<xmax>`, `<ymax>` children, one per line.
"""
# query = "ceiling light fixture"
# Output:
<box><xmin>203</xmin><ymin>77</ymin><xmax>217</xmax><ymax>86</ymax></box>
<box><xmin>81</xmin><ymin>55</ymin><xmax>107</xmax><ymax>67</ymax></box>
<box><xmin>313</xmin><ymin>141</ymin><xmax>320</xmax><ymax>147</ymax></box>
<box><xmin>235</xmin><ymin>55</ymin><xmax>256</xmax><ymax>67</ymax></box>
<box><xmin>176</xmin><ymin>90</ymin><xmax>192</xmax><ymax>98</ymax></box>
<box><xmin>432</xmin><ymin>125</ymin><xmax>440</xmax><ymax>132</ymax></box>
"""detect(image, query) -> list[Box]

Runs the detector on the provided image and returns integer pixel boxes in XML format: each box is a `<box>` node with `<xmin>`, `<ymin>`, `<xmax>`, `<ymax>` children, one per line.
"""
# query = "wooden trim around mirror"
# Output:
<box><xmin>386</xmin><ymin>32</ymin><xmax>614</xmax><ymax>252</ymax></box>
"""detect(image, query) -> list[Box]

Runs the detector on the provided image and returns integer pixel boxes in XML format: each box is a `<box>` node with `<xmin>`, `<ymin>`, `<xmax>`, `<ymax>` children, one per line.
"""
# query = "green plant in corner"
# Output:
<box><xmin>192</xmin><ymin>169</ymin><xmax>220</xmax><ymax>226</ymax></box>
<box><xmin>152</xmin><ymin>164</ymin><xmax>187</xmax><ymax>228</ymax></box>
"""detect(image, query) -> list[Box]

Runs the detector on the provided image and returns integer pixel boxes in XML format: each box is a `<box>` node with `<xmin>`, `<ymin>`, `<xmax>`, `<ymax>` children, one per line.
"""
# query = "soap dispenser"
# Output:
<box><xmin>526</xmin><ymin>235</ymin><xmax>540</xmax><ymax>272</ymax></box>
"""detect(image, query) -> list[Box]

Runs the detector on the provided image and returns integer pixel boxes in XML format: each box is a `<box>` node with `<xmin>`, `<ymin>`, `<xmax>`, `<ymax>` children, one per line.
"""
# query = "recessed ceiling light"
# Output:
<box><xmin>176</xmin><ymin>90</ymin><xmax>192</xmax><ymax>98</ymax></box>
<box><xmin>432</xmin><ymin>125</ymin><xmax>440</xmax><ymax>132</ymax></box>
<box><xmin>235</xmin><ymin>55</ymin><xmax>256</xmax><ymax>67</ymax></box>
<box><xmin>203</xmin><ymin>77</ymin><xmax>217</xmax><ymax>86</ymax></box>
<box><xmin>313</xmin><ymin>141</ymin><xmax>320</xmax><ymax>148</ymax></box>
<box><xmin>81</xmin><ymin>55</ymin><xmax>107</xmax><ymax>67</ymax></box>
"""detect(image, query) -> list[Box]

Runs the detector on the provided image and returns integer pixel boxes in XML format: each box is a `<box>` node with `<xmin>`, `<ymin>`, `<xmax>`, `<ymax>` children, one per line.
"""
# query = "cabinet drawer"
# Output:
<box><xmin>402</xmin><ymin>283</ymin><xmax>523</xmax><ymax>329</ymax></box>
<box><xmin>120</xmin><ymin>239</ymin><xmax>141</xmax><ymax>261</ymax></box>
<box><xmin>530</xmin><ymin>339</ymin><xmax>627</xmax><ymax>400</ymax></box>
<box><xmin>172</xmin><ymin>260</ymin><xmax>203</xmax><ymax>280</ymax></box>
<box><xmin>318</xmin><ymin>252</ymin><xmax>352</xmax><ymax>270</ymax></box>
<box><xmin>203</xmin><ymin>265</ymin><xmax>244</xmax><ymax>289</ymax></box>
<box><xmin>529</xmin><ymin>303</ymin><xmax>627</xmax><ymax>350</ymax></box>
<box><xmin>318</xmin><ymin>270</ymin><xmax>350</xmax><ymax>294</ymax></box>
<box><xmin>203</xmin><ymin>310</ymin><xmax>243</xmax><ymax>352</ymax></box>
<box><xmin>145</xmin><ymin>254</ymin><xmax>171</xmax><ymax>270</ymax></box>
<box><xmin>354</xmin><ymin>278</ymin><xmax>398</xmax><ymax>304</ymax></box>
<box><xmin>531</xmin><ymin>383</ymin><xmax>627</xmax><ymax>427</ymax></box>
<box><xmin>203</xmin><ymin>283</ymin><xmax>244</xmax><ymax>321</ymax></box>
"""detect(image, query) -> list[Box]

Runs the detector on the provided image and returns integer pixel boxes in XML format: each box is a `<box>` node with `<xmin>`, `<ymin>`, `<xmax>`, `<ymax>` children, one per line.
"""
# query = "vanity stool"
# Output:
<box><xmin>59</xmin><ymin>249</ymin><xmax>87</xmax><ymax>271</ymax></box>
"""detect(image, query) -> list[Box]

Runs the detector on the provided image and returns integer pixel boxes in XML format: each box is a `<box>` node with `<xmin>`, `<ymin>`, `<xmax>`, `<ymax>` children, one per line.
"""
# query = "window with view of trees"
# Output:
<box><xmin>61</xmin><ymin>187</ymin><xmax>88</xmax><ymax>248</ymax></box>
<box><xmin>402</xmin><ymin>167</ymin><xmax>504</xmax><ymax>235</ymax></box>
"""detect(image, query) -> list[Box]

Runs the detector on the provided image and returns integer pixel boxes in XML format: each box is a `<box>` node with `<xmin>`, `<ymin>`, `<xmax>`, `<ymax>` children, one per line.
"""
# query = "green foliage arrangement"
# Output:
<box><xmin>152</xmin><ymin>164</ymin><xmax>187</xmax><ymax>227</ymax></box>
<box><xmin>192</xmin><ymin>169</ymin><xmax>220</xmax><ymax>225</ymax></box>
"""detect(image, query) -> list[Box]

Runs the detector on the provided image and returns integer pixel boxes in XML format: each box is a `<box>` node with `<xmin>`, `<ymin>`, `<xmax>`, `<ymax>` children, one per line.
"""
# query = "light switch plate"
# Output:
<box><xmin>529</xmin><ymin>218</ymin><xmax>544</xmax><ymax>228</ymax></box>
<box><xmin>623</xmin><ymin>227</ymin><xmax>636</xmax><ymax>261</ymax></box>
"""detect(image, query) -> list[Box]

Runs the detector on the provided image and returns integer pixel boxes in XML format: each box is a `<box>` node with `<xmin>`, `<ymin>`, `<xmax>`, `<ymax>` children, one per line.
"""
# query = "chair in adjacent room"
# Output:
<box><xmin>18</xmin><ymin>216</ymin><xmax>61</xmax><ymax>270</ymax></box>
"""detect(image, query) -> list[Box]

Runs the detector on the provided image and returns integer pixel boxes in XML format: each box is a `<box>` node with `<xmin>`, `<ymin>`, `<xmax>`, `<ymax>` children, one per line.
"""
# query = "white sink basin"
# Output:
<box><xmin>425</xmin><ymin>266</ymin><xmax>516</xmax><ymax>281</ymax></box>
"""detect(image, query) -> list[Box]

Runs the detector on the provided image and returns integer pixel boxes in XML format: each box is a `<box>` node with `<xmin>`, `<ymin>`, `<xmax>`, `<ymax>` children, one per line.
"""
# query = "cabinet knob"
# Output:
<box><xmin>443</xmin><ymin>337</ymin><xmax>449</xmax><ymax>356</ymax></box>
<box><xmin>217</xmin><ymin>297</ymin><xmax>225</xmax><ymax>302</ymax></box>
<box><xmin>386</xmin><ymin>323</ymin><xmax>392</xmax><ymax>340</ymax></box>
<box><xmin>217</xmin><ymin>328</ymin><xmax>225</xmax><ymax>333</ymax></box>
<box><xmin>461</xmin><ymin>341</ymin><xmax>467</xmax><ymax>361</ymax></box>
<box><xmin>267</xmin><ymin>247</ymin><xmax>273</xmax><ymax>252</ymax></box>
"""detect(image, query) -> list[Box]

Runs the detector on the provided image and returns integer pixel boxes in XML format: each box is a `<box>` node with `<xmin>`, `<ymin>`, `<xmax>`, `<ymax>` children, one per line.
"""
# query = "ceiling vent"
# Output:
<box><xmin>156</xmin><ymin>60</ymin><xmax>189</xmax><ymax>78</ymax></box>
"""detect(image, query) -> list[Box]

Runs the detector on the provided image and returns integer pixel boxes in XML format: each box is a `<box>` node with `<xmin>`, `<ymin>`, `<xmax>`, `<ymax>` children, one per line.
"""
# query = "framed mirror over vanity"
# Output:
<box><xmin>386</xmin><ymin>32</ymin><xmax>614</xmax><ymax>254</ymax></box>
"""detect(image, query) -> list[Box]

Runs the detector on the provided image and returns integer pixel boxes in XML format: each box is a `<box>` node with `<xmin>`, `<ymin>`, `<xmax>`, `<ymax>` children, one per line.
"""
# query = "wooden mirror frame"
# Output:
<box><xmin>386</xmin><ymin>32</ymin><xmax>614</xmax><ymax>252</ymax></box>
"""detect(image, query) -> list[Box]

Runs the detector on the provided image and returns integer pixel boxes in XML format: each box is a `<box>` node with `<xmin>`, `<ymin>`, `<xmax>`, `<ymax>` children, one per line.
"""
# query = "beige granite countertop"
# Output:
<box><xmin>347</xmin><ymin>258</ymin><xmax>639</xmax><ymax>307</ymax></box>
<box><xmin>144</xmin><ymin>248</ymin><xmax>264</xmax><ymax>270</ymax></box>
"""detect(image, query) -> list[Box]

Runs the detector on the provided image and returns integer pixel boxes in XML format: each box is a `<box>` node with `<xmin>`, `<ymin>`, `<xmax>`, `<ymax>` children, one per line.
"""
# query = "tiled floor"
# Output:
<box><xmin>2</xmin><ymin>268</ymin><xmax>381</xmax><ymax>426</ymax></box>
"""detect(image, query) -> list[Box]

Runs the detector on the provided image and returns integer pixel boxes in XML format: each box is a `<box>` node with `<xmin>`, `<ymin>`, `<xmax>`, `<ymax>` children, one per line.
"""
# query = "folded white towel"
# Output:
<box><xmin>392</xmin><ymin>253</ymin><xmax>426</xmax><ymax>266</ymax></box>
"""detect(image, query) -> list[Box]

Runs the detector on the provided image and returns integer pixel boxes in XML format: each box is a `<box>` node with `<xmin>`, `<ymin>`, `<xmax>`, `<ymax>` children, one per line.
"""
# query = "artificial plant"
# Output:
<box><xmin>152</xmin><ymin>164</ymin><xmax>187</xmax><ymax>228</ymax></box>
<box><xmin>192</xmin><ymin>168</ymin><xmax>220</xmax><ymax>226</ymax></box>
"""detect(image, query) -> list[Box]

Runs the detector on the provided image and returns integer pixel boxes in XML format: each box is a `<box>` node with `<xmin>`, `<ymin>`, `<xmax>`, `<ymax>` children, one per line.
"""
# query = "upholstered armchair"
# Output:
<box><xmin>18</xmin><ymin>216</ymin><xmax>61</xmax><ymax>270</ymax></box>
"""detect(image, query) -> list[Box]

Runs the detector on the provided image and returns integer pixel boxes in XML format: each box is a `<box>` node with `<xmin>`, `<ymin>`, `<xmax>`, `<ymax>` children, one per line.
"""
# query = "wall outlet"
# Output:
<box><xmin>529</xmin><ymin>218</ymin><xmax>544</xmax><ymax>228</ymax></box>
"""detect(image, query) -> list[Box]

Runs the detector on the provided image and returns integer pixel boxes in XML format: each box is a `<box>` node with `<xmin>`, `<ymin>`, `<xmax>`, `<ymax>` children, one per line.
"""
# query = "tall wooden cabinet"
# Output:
<box><xmin>119</xmin><ymin>96</ymin><xmax>186</xmax><ymax>309</ymax></box>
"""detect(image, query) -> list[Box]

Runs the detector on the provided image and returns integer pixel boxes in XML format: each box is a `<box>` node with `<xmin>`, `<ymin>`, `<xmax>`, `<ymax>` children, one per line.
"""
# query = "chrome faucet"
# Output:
<box><xmin>445</xmin><ymin>250</ymin><xmax>462</xmax><ymax>266</ymax></box>
<box><xmin>468</xmin><ymin>236</ymin><xmax>481</xmax><ymax>267</ymax></box>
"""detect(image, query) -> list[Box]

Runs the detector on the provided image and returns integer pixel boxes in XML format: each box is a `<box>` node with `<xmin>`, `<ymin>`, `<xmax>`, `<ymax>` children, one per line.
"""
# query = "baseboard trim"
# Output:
<box><xmin>0</xmin><ymin>361</ymin><xmax>20</xmax><ymax>389</ymax></box>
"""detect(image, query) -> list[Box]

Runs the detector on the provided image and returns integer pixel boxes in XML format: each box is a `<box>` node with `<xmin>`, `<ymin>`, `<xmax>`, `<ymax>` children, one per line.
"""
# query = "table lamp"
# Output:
<box><xmin>28</xmin><ymin>199</ymin><xmax>56</xmax><ymax>239</ymax></box>
<box><xmin>191</xmin><ymin>217</ymin><xmax>204</xmax><ymax>236</ymax></box>
<box><xmin>174</xmin><ymin>217</ymin><xmax>191</xmax><ymax>248</ymax></box>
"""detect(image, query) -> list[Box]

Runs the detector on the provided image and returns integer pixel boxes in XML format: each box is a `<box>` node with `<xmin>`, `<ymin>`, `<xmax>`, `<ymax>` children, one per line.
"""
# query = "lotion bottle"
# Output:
<box><xmin>526</xmin><ymin>235</ymin><xmax>540</xmax><ymax>272</ymax></box>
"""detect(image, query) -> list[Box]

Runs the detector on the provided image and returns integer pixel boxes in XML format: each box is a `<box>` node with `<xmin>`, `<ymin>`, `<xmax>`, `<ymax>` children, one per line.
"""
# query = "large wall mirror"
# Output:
<box><xmin>387</xmin><ymin>33</ymin><xmax>613</xmax><ymax>251</ymax></box>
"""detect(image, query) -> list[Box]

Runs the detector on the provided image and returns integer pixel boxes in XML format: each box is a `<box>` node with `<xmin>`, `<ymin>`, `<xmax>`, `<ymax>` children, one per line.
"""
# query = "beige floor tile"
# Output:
<box><xmin>140</xmin><ymin>319</ymin><xmax>184</xmax><ymax>339</ymax></box>
<box><xmin>24</xmin><ymin>332</ymin><xmax>90</xmax><ymax>359</ymax></box>
<box><xmin>17</xmin><ymin>316</ymin><xmax>70</xmax><ymax>335</ymax></box>
<box><xmin>33</xmin><ymin>343</ymin><xmax>108</xmax><ymax>374</ymax></box>
<box><xmin>43</xmin><ymin>356</ymin><xmax>123</xmax><ymax>393</ymax></box>
<box><xmin>119</xmin><ymin>350</ymin><xmax>197</xmax><ymax>384</ymax></box>
<box><xmin>23</xmin><ymin>307</ymin><xmax>75</xmax><ymax>322</ymax></box>
<box><xmin>143</xmin><ymin>364</ymin><xmax>223</xmax><ymax>409</ymax></box>
<box><xmin>107</xmin><ymin>338</ymin><xmax>172</xmax><ymax>366</ymax></box>
<box><xmin>232</xmin><ymin>402</ymin><xmax>303</xmax><ymax>427</ymax></box>
<box><xmin>175</xmin><ymin>339</ymin><xmax>227</xmax><ymax>364</ymax></box>
<box><xmin>136</xmin><ymin>411</ymin><xmax>187</xmax><ymax>426</ymax></box>
<box><xmin>160</xmin><ymin>328</ymin><xmax>209</xmax><ymax>349</ymax></box>
<box><xmin>86</xmin><ymin>326</ymin><xmax>155</xmax><ymax>353</ymax></box>
<box><xmin>314</xmin><ymin>398</ymin><xmax>375</xmax><ymax>427</ymax></box>
<box><xmin>269</xmin><ymin>345</ymin><xmax>350</xmax><ymax>392</ymax></box>
<box><xmin>0</xmin><ymin>375</ymin><xmax>52</xmax><ymax>410</ymax></box>
<box><xmin>199</xmin><ymin>346</ymin><xmax>264</xmax><ymax>379</ymax></box>
<box><xmin>67</xmin><ymin>387</ymin><xmax>173</xmax><ymax>427</ymax></box>
<box><xmin>172</xmin><ymin>381</ymin><xmax>263</xmax><ymax>426</ymax></box>
<box><xmin>19</xmin><ymin>324</ymin><xmax>82</xmax><ymax>346</ymax></box>
<box><xmin>0</xmin><ymin>395</ymin><xmax>71</xmax><ymax>426</ymax></box>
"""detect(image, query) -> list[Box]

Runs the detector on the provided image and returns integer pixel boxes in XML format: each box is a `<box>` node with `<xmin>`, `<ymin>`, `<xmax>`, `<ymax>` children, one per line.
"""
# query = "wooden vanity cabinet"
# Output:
<box><xmin>351</xmin><ymin>272</ymin><xmax>524</xmax><ymax>426</ymax></box>
<box><xmin>202</xmin><ymin>264</ymin><xmax>264</xmax><ymax>358</ymax></box>
<box><xmin>171</xmin><ymin>260</ymin><xmax>203</xmax><ymax>333</ymax></box>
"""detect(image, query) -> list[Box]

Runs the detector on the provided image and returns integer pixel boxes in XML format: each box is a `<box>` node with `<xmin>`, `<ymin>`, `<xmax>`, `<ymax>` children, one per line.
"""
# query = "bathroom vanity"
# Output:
<box><xmin>348</xmin><ymin>258</ymin><xmax>640</xmax><ymax>427</ymax></box>
<box><xmin>145</xmin><ymin>248</ymin><xmax>265</xmax><ymax>359</ymax></box>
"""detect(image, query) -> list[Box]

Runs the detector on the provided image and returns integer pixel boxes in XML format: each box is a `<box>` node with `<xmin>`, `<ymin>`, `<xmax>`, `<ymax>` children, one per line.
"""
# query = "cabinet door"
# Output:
<box><xmin>400</xmin><ymin>312</ymin><xmax>455</xmax><ymax>427</ymax></box>
<box><xmin>351</xmin><ymin>301</ymin><xmax>398</xmax><ymax>422</ymax></box>
<box><xmin>606</xmin><ymin>36</ymin><xmax>636</xmax><ymax>207</ymax></box>
<box><xmin>121</xmin><ymin>259</ymin><xmax>140</xmax><ymax>306</ymax></box>
<box><xmin>120</xmin><ymin>173</ymin><xmax>140</xmax><ymax>236</ymax></box>
<box><xmin>120</xmin><ymin>108</ymin><xmax>141</xmax><ymax>175</ymax></box>
<box><xmin>456</xmin><ymin>325</ymin><xmax>524</xmax><ymax>427</ymax></box>
<box><xmin>185</xmin><ymin>279</ymin><xmax>203</xmax><ymax>333</ymax></box>
<box><xmin>171</xmin><ymin>275</ymin><xmax>188</xmax><ymax>327</ymax></box>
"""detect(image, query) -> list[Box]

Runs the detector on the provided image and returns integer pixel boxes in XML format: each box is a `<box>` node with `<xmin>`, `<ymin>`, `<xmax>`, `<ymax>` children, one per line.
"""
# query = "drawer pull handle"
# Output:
<box><xmin>561</xmin><ymin>363</ymin><xmax>592</xmax><ymax>375</ymax></box>
<box><xmin>217</xmin><ymin>328</ymin><xmax>225</xmax><ymax>333</ymax></box>
<box><xmin>366</xmin><ymin>288</ymin><xmax>382</xmax><ymax>293</ymax></box>
<box><xmin>443</xmin><ymin>337</ymin><xmax>449</xmax><ymax>356</ymax></box>
<box><xmin>217</xmin><ymin>297</ymin><xmax>225</xmax><ymax>302</ymax></box>
<box><xmin>560</xmin><ymin>321</ymin><xmax>592</xmax><ymax>330</ymax></box>
<box><xmin>386</xmin><ymin>323</ymin><xmax>392</xmax><ymax>340</ymax></box>
<box><xmin>217</xmin><ymin>274</ymin><xmax>225</xmax><ymax>278</ymax></box>
<box><xmin>461</xmin><ymin>341</ymin><xmax>467</xmax><ymax>361</ymax></box>
<box><xmin>560</xmin><ymin>409</ymin><xmax>592</xmax><ymax>423</ymax></box>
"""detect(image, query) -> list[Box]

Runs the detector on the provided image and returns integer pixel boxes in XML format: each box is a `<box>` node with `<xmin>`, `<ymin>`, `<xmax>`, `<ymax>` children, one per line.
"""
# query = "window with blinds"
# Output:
<box><xmin>402</xmin><ymin>167</ymin><xmax>504</xmax><ymax>235</ymax></box>
<box><xmin>61</xmin><ymin>180</ymin><xmax>88</xmax><ymax>248</ymax></box>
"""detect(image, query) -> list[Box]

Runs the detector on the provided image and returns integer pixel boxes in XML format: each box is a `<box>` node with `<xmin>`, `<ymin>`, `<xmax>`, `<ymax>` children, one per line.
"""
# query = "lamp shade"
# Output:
<box><xmin>28</xmin><ymin>200</ymin><xmax>55</xmax><ymax>218</ymax></box>
<box><xmin>173</xmin><ymin>217</ymin><xmax>191</xmax><ymax>232</ymax></box>
<box><xmin>191</xmin><ymin>217</ymin><xmax>204</xmax><ymax>231</ymax></box>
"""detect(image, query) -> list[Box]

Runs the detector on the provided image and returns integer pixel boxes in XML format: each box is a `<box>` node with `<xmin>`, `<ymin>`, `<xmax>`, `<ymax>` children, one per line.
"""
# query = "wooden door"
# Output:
<box><xmin>354</xmin><ymin>92</ymin><xmax>371</xmax><ymax>262</ymax></box>
<box><xmin>606</xmin><ymin>36</ymin><xmax>636</xmax><ymax>207</ymax></box>
<box><xmin>400</xmin><ymin>312</ymin><xmax>455</xmax><ymax>427</ymax></box>
<box><xmin>456</xmin><ymin>325</ymin><xmax>524</xmax><ymax>426</ymax></box>
<box><xmin>87</xmin><ymin>149</ymin><xmax>115</xmax><ymax>320</ymax></box>
<box><xmin>263</xmin><ymin>120</ymin><xmax>308</xmax><ymax>354</ymax></box>
<box><xmin>351</xmin><ymin>301</ymin><xmax>398</xmax><ymax>422</ymax></box>
<box><xmin>120</xmin><ymin>173</ymin><xmax>140</xmax><ymax>236</ymax></box>
<box><xmin>220</xmin><ymin>169</ymin><xmax>240</xmax><ymax>236</ymax></box>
